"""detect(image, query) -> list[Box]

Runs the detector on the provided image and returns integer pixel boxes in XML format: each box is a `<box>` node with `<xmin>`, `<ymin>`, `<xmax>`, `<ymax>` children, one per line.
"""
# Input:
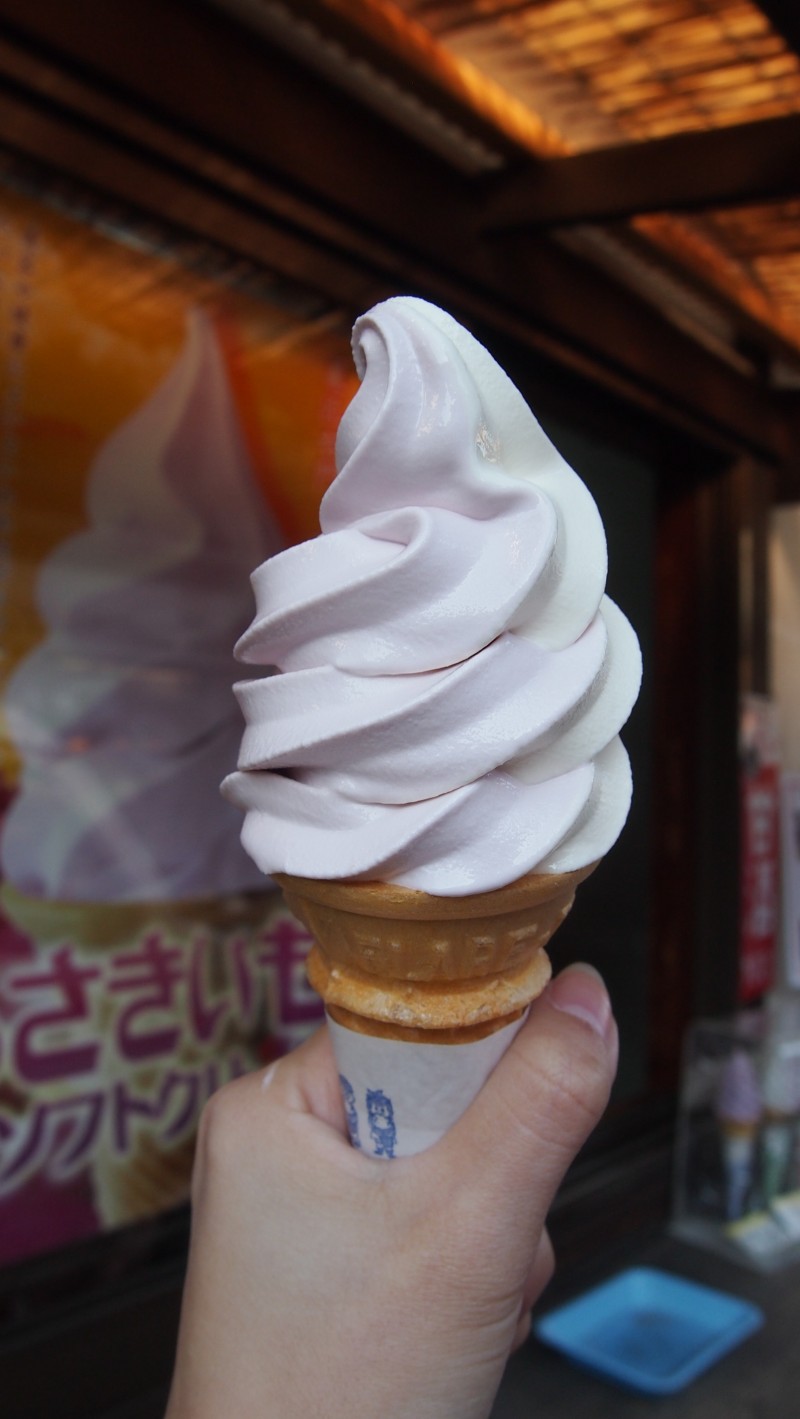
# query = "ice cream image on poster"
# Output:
<box><xmin>1</xmin><ymin>310</ymin><xmax>282</xmax><ymax>902</ymax></box>
<box><xmin>716</xmin><ymin>1050</ymin><xmax>763</xmax><ymax>1222</ymax></box>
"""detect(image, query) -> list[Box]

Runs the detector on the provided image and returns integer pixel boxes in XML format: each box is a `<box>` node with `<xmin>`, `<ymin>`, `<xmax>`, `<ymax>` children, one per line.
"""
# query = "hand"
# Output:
<box><xmin>165</xmin><ymin>962</ymin><xmax>618</xmax><ymax>1419</ymax></box>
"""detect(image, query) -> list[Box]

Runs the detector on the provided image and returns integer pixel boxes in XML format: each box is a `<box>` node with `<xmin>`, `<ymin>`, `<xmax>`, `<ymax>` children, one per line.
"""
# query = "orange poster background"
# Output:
<box><xmin>0</xmin><ymin>184</ymin><xmax>357</xmax><ymax>1266</ymax></box>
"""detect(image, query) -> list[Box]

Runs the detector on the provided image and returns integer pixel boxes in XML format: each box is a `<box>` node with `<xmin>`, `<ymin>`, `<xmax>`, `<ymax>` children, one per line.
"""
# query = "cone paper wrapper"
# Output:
<box><xmin>328</xmin><ymin>1009</ymin><xmax>527</xmax><ymax>1158</ymax></box>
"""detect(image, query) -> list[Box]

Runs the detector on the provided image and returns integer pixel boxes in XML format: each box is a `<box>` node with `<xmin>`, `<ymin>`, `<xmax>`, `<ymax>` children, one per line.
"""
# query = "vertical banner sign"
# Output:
<box><xmin>739</xmin><ymin>696</ymin><xmax>781</xmax><ymax>1002</ymax></box>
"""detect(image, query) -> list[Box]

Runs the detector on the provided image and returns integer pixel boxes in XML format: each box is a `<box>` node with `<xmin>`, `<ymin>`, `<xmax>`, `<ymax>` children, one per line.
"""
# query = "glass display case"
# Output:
<box><xmin>673</xmin><ymin>995</ymin><xmax>800</xmax><ymax>1271</ymax></box>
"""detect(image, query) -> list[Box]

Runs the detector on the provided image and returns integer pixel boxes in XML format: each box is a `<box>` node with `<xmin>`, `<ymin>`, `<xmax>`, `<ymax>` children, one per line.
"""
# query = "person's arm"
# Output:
<box><xmin>165</xmin><ymin>962</ymin><xmax>617</xmax><ymax>1419</ymax></box>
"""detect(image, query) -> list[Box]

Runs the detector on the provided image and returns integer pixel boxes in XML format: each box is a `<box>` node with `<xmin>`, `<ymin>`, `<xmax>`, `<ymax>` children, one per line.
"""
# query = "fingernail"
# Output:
<box><xmin>547</xmin><ymin>963</ymin><xmax>613</xmax><ymax>1043</ymax></box>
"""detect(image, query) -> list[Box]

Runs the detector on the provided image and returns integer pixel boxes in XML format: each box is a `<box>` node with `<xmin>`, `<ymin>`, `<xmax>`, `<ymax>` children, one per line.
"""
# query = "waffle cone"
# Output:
<box><xmin>275</xmin><ymin>863</ymin><xmax>597</xmax><ymax>1043</ymax></box>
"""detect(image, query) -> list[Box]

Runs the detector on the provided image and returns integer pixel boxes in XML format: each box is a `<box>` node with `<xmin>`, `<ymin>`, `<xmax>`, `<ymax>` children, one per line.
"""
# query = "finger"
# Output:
<box><xmin>441</xmin><ymin>964</ymin><xmax>618</xmax><ymax>1234</ymax></box>
<box><xmin>267</xmin><ymin>1023</ymin><xmax>349</xmax><ymax>1132</ymax></box>
<box><xmin>196</xmin><ymin>1024</ymin><xmax>350</xmax><ymax>1179</ymax></box>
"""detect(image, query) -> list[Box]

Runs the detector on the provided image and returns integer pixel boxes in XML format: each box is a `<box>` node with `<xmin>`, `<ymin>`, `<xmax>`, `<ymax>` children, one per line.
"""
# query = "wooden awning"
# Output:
<box><xmin>221</xmin><ymin>0</ymin><xmax>800</xmax><ymax>381</ymax></box>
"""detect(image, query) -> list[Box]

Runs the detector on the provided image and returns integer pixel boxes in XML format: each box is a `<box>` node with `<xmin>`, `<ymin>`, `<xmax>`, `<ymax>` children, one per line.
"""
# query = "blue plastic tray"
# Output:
<box><xmin>534</xmin><ymin>1266</ymin><xmax>764</xmax><ymax>1395</ymax></box>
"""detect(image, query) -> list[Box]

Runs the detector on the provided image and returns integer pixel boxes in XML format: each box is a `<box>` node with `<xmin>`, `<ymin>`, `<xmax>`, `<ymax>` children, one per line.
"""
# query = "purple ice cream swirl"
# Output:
<box><xmin>223</xmin><ymin>298</ymin><xmax>642</xmax><ymax>896</ymax></box>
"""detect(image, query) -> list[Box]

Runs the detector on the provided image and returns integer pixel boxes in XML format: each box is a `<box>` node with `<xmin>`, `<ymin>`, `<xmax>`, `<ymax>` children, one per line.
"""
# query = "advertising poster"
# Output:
<box><xmin>0</xmin><ymin>180</ymin><xmax>358</xmax><ymax>1265</ymax></box>
<box><xmin>739</xmin><ymin>695</ymin><xmax>781</xmax><ymax>1003</ymax></box>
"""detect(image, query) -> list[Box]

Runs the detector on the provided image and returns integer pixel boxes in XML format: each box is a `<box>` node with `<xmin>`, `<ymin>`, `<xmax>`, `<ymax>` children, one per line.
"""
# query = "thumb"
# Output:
<box><xmin>441</xmin><ymin>963</ymin><xmax>618</xmax><ymax>1233</ymax></box>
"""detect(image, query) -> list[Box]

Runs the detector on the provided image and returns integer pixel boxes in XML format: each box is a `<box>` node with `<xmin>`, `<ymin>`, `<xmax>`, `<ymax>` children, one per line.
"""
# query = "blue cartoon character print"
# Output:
<box><xmin>366</xmin><ymin>1088</ymin><xmax>397</xmax><ymax>1159</ymax></box>
<box><xmin>338</xmin><ymin>1074</ymin><xmax>361</xmax><ymax>1149</ymax></box>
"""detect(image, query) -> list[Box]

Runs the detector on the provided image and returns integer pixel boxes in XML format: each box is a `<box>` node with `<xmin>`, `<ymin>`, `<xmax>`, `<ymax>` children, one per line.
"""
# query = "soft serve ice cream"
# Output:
<box><xmin>223</xmin><ymin>296</ymin><xmax>641</xmax><ymax>895</ymax></box>
<box><xmin>223</xmin><ymin>296</ymin><xmax>642</xmax><ymax>1158</ymax></box>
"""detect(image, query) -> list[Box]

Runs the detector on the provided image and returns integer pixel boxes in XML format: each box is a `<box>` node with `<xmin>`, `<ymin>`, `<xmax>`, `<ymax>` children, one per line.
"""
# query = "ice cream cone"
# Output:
<box><xmin>274</xmin><ymin>864</ymin><xmax>597</xmax><ymax>1157</ymax></box>
<box><xmin>277</xmin><ymin>863</ymin><xmax>597</xmax><ymax>1041</ymax></box>
<box><xmin>224</xmin><ymin>298</ymin><xmax>641</xmax><ymax>1155</ymax></box>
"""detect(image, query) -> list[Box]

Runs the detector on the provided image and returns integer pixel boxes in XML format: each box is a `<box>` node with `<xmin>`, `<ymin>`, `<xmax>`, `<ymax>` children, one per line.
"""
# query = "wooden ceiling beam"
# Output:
<box><xmin>755</xmin><ymin>1</ymin><xmax>800</xmax><ymax>60</ymax></box>
<box><xmin>0</xmin><ymin>0</ymin><xmax>468</xmax><ymax>253</ymax></box>
<box><xmin>207</xmin><ymin>0</ymin><xmax>522</xmax><ymax>172</ymax></box>
<box><xmin>482</xmin><ymin>111</ymin><xmax>800</xmax><ymax>231</ymax></box>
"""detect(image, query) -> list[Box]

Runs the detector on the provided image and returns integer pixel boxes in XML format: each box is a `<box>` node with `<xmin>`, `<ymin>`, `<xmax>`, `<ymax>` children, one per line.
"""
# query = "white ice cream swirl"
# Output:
<box><xmin>223</xmin><ymin>297</ymin><xmax>642</xmax><ymax>895</ymax></box>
